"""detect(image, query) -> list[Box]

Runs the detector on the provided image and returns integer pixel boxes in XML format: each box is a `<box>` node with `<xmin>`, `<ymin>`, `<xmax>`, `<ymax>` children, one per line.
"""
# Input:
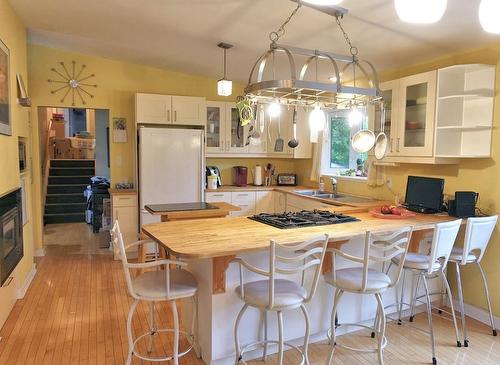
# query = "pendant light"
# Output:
<box><xmin>309</xmin><ymin>103</ymin><xmax>326</xmax><ymax>143</ymax></box>
<box><xmin>217</xmin><ymin>42</ymin><xmax>233</xmax><ymax>96</ymax></box>
<box><xmin>479</xmin><ymin>0</ymin><xmax>500</xmax><ymax>34</ymax></box>
<box><xmin>395</xmin><ymin>0</ymin><xmax>447</xmax><ymax>24</ymax></box>
<box><xmin>267</xmin><ymin>99</ymin><xmax>281</xmax><ymax>118</ymax></box>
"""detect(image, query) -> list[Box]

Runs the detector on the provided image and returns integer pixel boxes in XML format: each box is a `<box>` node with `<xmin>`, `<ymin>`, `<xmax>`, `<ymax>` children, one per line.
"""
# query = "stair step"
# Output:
<box><xmin>50</xmin><ymin>159</ymin><xmax>95</xmax><ymax>168</ymax></box>
<box><xmin>46</xmin><ymin>194</ymin><xmax>87</xmax><ymax>204</ymax></box>
<box><xmin>49</xmin><ymin>167</ymin><xmax>95</xmax><ymax>176</ymax></box>
<box><xmin>47</xmin><ymin>184</ymin><xmax>88</xmax><ymax>194</ymax></box>
<box><xmin>48</xmin><ymin>176</ymin><xmax>92</xmax><ymax>185</ymax></box>
<box><xmin>44</xmin><ymin>203</ymin><xmax>87</xmax><ymax>214</ymax></box>
<box><xmin>44</xmin><ymin>212</ymin><xmax>86</xmax><ymax>224</ymax></box>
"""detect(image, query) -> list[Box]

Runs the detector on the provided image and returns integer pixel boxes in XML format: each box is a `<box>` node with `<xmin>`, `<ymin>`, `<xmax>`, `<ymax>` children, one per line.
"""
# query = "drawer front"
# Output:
<box><xmin>112</xmin><ymin>195</ymin><xmax>137</xmax><ymax>207</ymax></box>
<box><xmin>231</xmin><ymin>191</ymin><xmax>256</xmax><ymax>204</ymax></box>
<box><xmin>230</xmin><ymin>203</ymin><xmax>256</xmax><ymax>217</ymax></box>
<box><xmin>206</xmin><ymin>192</ymin><xmax>232</xmax><ymax>203</ymax></box>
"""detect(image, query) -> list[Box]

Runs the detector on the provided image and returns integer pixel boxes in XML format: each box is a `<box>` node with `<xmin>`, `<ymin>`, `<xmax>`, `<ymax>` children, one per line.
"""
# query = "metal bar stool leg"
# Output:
<box><xmin>171</xmin><ymin>300</ymin><xmax>180</xmax><ymax>365</ymax></box>
<box><xmin>277</xmin><ymin>311</ymin><xmax>284</xmax><ymax>365</ymax></box>
<box><xmin>477</xmin><ymin>262</ymin><xmax>498</xmax><ymax>337</ymax></box>
<box><xmin>147</xmin><ymin>301</ymin><xmax>156</xmax><ymax>353</ymax></box>
<box><xmin>326</xmin><ymin>289</ymin><xmax>344</xmax><ymax>365</ymax></box>
<box><xmin>126</xmin><ymin>299</ymin><xmax>139</xmax><ymax>365</ymax></box>
<box><xmin>398</xmin><ymin>270</ymin><xmax>406</xmax><ymax>325</ymax></box>
<box><xmin>300</xmin><ymin>304</ymin><xmax>311</xmax><ymax>365</ymax></box>
<box><xmin>455</xmin><ymin>262</ymin><xmax>469</xmax><ymax>346</ymax></box>
<box><xmin>409</xmin><ymin>272</ymin><xmax>421</xmax><ymax>322</ymax></box>
<box><xmin>375</xmin><ymin>293</ymin><xmax>386</xmax><ymax>365</ymax></box>
<box><xmin>234</xmin><ymin>304</ymin><xmax>248</xmax><ymax>364</ymax></box>
<box><xmin>439</xmin><ymin>270</ymin><xmax>461</xmax><ymax>347</ymax></box>
<box><xmin>262</xmin><ymin>310</ymin><xmax>268</xmax><ymax>361</ymax></box>
<box><xmin>192</xmin><ymin>294</ymin><xmax>201</xmax><ymax>358</ymax></box>
<box><xmin>422</xmin><ymin>276</ymin><xmax>437</xmax><ymax>365</ymax></box>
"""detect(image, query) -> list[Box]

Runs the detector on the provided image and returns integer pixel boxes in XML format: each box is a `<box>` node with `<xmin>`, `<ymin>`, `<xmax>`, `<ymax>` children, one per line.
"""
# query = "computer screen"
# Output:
<box><xmin>405</xmin><ymin>176</ymin><xmax>444</xmax><ymax>212</ymax></box>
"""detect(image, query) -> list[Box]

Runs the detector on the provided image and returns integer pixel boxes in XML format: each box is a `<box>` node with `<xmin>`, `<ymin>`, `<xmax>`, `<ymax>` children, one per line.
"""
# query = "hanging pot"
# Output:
<box><xmin>374</xmin><ymin>103</ymin><xmax>388</xmax><ymax>159</ymax></box>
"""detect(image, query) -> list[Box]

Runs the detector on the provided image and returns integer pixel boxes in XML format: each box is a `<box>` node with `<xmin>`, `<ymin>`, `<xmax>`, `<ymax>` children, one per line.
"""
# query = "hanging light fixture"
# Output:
<box><xmin>395</xmin><ymin>0</ymin><xmax>447</xmax><ymax>24</ymax></box>
<box><xmin>479</xmin><ymin>0</ymin><xmax>500</xmax><ymax>34</ymax></box>
<box><xmin>309</xmin><ymin>103</ymin><xmax>326</xmax><ymax>143</ymax></box>
<box><xmin>217</xmin><ymin>42</ymin><xmax>233</xmax><ymax>96</ymax></box>
<box><xmin>267</xmin><ymin>99</ymin><xmax>281</xmax><ymax>118</ymax></box>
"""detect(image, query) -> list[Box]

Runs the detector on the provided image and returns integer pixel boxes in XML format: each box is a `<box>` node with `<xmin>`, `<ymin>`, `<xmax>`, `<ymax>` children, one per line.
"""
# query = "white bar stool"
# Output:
<box><xmin>232</xmin><ymin>234</ymin><xmax>329</xmax><ymax>365</ymax></box>
<box><xmin>111</xmin><ymin>221</ymin><xmax>199</xmax><ymax>365</ymax></box>
<box><xmin>449</xmin><ymin>215</ymin><xmax>498</xmax><ymax>346</ymax></box>
<box><xmin>392</xmin><ymin>219</ymin><xmax>462</xmax><ymax>365</ymax></box>
<box><xmin>324</xmin><ymin>226</ymin><xmax>413</xmax><ymax>365</ymax></box>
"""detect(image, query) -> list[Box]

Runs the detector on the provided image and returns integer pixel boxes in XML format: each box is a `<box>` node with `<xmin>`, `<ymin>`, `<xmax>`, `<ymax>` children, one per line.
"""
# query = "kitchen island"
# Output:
<box><xmin>142</xmin><ymin>212</ymin><xmax>456</xmax><ymax>365</ymax></box>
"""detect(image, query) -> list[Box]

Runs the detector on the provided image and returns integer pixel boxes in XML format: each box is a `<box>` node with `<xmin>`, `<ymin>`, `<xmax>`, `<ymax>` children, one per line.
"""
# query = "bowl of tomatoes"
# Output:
<box><xmin>370</xmin><ymin>205</ymin><xmax>417</xmax><ymax>219</ymax></box>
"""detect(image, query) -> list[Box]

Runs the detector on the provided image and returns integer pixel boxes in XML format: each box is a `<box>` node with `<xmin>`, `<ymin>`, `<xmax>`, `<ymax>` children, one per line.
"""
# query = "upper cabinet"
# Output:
<box><xmin>136</xmin><ymin>93</ymin><xmax>206</xmax><ymax>126</ymax></box>
<box><xmin>371</xmin><ymin>64</ymin><xmax>495</xmax><ymax>164</ymax></box>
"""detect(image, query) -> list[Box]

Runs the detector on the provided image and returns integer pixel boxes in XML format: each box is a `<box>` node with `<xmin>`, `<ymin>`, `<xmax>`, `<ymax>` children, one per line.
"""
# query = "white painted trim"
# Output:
<box><xmin>16</xmin><ymin>264</ymin><xmax>37</xmax><ymax>299</ymax></box>
<box><xmin>34</xmin><ymin>247</ymin><xmax>46</xmax><ymax>257</ymax></box>
<box><xmin>452</xmin><ymin>299</ymin><xmax>499</xmax><ymax>328</ymax></box>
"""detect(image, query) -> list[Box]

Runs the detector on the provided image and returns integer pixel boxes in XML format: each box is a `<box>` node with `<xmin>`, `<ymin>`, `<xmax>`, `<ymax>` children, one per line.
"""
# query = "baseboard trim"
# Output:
<box><xmin>16</xmin><ymin>264</ymin><xmax>37</xmax><ymax>299</ymax></box>
<box><xmin>452</xmin><ymin>299</ymin><xmax>499</xmax><ymax>327</ymax></box>
<box><xmin>34</xmin><ymin>247</ymin><xmax>46</xmax><ymax>257</ymax></box>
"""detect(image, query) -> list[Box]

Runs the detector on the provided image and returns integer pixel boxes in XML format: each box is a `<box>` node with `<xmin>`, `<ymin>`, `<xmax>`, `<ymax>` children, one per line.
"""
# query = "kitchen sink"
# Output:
<box><xmin>294</xmin><ymin>189</ymin><xmax>375</xmax><ymax>204</ymax></box>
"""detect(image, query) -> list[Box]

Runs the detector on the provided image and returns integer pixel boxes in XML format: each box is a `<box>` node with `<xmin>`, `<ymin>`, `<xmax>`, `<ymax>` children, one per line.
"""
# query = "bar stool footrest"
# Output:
<box><xmin>131</xmin><ymin>328</ymin><xmax>194</xmax><ymax>362</ymax></box>
<box><xmin>327</xmin><ymin>323</ymin><xmax>387</xmax><ymax>352</ymax></box>
<box><xmin>238</xmin><ymin>340</ymin><xmax>306</xmax><ymax>365</ymax></box>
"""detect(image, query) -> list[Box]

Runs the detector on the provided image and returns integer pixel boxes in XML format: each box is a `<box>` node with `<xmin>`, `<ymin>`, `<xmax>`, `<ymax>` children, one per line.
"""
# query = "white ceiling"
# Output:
<box><xmin>9</xmin><ymin>0</ymin><xmax>500</xmax><ymax>82</ymax></box>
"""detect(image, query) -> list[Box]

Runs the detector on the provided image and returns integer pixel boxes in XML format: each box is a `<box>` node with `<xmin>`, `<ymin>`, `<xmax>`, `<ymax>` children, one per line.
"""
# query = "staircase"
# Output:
<box><xmin>44</xmin><ymin>160</ymin><xmax>95</xmax><ymax>224</ymax></box>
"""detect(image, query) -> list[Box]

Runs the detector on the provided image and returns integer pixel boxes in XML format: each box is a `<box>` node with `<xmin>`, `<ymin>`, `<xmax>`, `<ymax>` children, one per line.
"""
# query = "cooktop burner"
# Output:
<box><xmin>249</xmin><ymin>210</ymin><xmax>360</xmax><ymax>229</ymax></box>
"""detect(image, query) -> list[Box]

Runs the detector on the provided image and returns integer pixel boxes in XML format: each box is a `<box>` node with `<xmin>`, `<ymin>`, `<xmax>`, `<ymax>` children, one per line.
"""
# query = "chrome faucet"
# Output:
<box><xmin>331</xmin><ymin>177</ymin><xmax>338</xmax><ymax>195</ymax></box>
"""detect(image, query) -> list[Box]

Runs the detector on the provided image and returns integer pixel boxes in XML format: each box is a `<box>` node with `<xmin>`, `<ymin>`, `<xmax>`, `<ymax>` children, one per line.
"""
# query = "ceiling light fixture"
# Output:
<box><xmin>479</xmin><ymin>0</ymin><xmax>500</xmax><ymax>34</ymax></box>
<box><xmin>302</xmin><ymin>0</ymin><xmax>343</xmax><ymax>5</ymax></box>
<box><xmin>395</xmin><ymin>0</ymin><xmax>447</xmax><ymax>24</ymax></box>
<box><xmin>217</xmin><ymin>42</ymin><xmax>233</xmax><ymax>96</ymax></box>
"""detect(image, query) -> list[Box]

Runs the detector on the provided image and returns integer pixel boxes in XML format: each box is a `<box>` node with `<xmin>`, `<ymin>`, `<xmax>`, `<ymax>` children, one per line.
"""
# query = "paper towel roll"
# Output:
<box><xmin>254</xmin><ymin>165</ymin><xmax>263</xmax><ymax>186</ymax></box>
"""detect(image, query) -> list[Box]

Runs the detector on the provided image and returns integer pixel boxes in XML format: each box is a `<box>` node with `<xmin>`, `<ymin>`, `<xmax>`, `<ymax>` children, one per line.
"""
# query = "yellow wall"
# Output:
<box><xmin>0</xmin><ymin>0</ymin><xmax>35</xmax><ymax>291</ymax></box>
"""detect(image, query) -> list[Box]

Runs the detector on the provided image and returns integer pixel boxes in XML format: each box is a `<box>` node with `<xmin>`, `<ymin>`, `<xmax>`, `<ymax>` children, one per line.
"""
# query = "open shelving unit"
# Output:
<box><xmin>435</xmin><ymin>64</ymin><xmax>495</xmax><ymax>158</ymax></box>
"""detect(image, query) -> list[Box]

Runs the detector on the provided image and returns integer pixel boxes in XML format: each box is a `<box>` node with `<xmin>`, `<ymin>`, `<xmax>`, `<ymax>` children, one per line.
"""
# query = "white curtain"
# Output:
<box><xmin>309</xmin><ymin>132</ymin><xmax>324</xmax><ymax>182</ymax></box>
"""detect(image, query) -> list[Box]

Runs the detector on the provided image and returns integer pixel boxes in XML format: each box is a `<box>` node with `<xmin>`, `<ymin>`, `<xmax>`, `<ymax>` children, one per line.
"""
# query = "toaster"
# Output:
<box><xmin>277</xmin><ymin>173</ymin><xmax>297</xmax><ymax>186</ymax></box>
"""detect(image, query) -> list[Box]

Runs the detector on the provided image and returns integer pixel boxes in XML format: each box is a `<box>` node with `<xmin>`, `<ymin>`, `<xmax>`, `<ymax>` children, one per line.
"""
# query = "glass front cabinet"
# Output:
<box><xmin>206</xmin><ymin>102</ymin><xmax>225</xmax><ymax>153</ymax></box>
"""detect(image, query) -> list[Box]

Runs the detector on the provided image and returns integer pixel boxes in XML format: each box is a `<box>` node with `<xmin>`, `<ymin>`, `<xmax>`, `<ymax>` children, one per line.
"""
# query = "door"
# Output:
<box><xmin>206</xmin><ymin>102</ymin><xmax>225</xmax><ymax>153</ymax></box>
<box><xmin>371</xmin><ymin>80</ymin><xmax>400</xmax><ymax>156</ymax></box>
<box><xmin>171</xmin><ymin>96</ymin><xmax>206</xmax><ymax>126</ymax></box>
<box><xmin>397</xmin><ymin>71</ymin><xmax>437</xmax><ymax>156</ymax></box>
<box><xmin>138</xmin><ymin>127</ymin><xmax>204</xmax><ymax>226</ymax></box>
<box><xmin>226</xmin><ymin>103</ymin><xmax>248</xmax><ymax>153</ymax></box>
<box><xmin>136</xmin><ymin>93</ymin><xmax>171</xmax><ymax>124</ymax></box>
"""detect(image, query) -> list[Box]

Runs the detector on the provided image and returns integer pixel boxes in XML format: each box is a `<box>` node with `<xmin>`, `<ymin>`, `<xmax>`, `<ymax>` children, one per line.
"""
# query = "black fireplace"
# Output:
<box><xmin>0</xmin><ymin>188</ymin><xmax>23</xmax><ymax>286</ymax></box>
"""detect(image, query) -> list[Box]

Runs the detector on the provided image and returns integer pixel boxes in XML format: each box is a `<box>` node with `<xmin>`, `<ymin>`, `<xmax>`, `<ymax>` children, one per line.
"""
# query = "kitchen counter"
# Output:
<box><xmin>144</xmin><ymin>201</ymin><xmax>240</xmax><ymax>221</ymax></box>
<box><xmin>108</xmin><ymin>188</ymin><xmax>136</xmax><ymax>195</ymax></box>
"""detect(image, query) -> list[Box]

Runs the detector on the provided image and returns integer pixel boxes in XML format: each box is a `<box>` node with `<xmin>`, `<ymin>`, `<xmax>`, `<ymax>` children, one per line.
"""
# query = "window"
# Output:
<box><xmin>321</xmin><ymin>110</ymin><xmax>368</xmax><ymax>178</ymax></box>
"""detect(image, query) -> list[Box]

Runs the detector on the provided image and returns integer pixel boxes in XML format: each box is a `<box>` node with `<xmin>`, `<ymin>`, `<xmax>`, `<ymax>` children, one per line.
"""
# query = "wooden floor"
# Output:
<box><xmin>0</xmin><ymin>223</ymin><xmax>499</xmax><ymax>364</ymax></box>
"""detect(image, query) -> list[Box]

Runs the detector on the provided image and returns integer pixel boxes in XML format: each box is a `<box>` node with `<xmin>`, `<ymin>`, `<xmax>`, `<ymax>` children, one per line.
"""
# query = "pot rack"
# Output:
<box><xmin>244</xmin><ymin>0</ymin><xmax>382</xmax><ymax>110</ymax></box>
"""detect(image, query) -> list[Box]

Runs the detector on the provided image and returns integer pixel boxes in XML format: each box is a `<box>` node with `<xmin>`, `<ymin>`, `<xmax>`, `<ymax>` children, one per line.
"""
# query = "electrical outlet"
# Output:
<box><xmin>385</xmin><ymin>177</ymin><xmax>393</xmax><ymax>189</ymax></box>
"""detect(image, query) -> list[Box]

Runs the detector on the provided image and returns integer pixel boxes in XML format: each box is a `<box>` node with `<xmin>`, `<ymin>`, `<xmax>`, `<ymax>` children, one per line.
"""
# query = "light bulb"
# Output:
<box><xmin>395</xmin><ymin>0</ymin><xmax>447</xmax><ymax>24</ymax></box>
<box><xmin>267</xmin><ymin>101</ymin><xmax>281</xmax><ymax>118</ymax></box>
<box><xmin>309</xmin><ymin>104</ymin><xmax>325</xmax><ymax>143</ymax></box>
<box><xmin>349</xmin><ymin>107</ymin><xmax>363</xmax><ymax>127</ymax></box>
<box><xmin>479</xmin><ymin>0</ymin><xmax>500</xmax><ymax>34</ymax></box>
<box><xmin>302</xmin><ymin>0</ymin><xmax>343</xmax><ymax>5</ymax></box>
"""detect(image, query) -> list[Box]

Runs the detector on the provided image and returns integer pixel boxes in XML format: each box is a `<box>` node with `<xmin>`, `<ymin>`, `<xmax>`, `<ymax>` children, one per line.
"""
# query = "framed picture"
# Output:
<box><xmin>0</xmin><ymin>39</ymin><xmax>10</xmax><ymax>136</ymax></box>
<box><xmin>112</xmin><ymin>117</ymin><xmax>127</xmax><ymax>143</ymax></box>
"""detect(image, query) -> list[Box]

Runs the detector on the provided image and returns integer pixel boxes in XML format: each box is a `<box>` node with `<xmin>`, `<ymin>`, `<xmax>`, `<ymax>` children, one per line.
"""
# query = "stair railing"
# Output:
<box><xmin>42</xmin><ymin>118</ymin><xmax>54</xmax><ymax>207</ymax></box>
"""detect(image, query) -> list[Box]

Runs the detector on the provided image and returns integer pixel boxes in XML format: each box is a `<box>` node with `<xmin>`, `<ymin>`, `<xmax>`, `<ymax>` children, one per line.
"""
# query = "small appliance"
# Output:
<box><xmin>404</xmin><ymin>176</ymin><xmax>444</xmax><ymax>214</ymax></box>
<box><xmin>449</xmin><ymin>191</ymin><xmax>478</xmax><ymax>218</ymax></box>
<box><xmin>206</xmin><ymin>166</ymin><xmax>222</xmax><ymax>188</ymax></box>
<box><xmin>277</xmin><ymin>173</ymin><xmax>297</xmax><ymax>186</ymax></box>
<box><xmin>233</xmin><ymin>166</ymin><xmax>248</xmax><ymax>187</ymax></box>
<box><xmin>249</xmin><ymin>210</ymin><xmax>359</xmax><ymax>229</ymax></box>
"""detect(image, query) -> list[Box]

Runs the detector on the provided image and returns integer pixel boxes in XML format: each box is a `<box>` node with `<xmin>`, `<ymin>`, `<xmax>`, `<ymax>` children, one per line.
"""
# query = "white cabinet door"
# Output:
<box><xmin>256</xmin><ymin>191</ymin><xmax>275</xmax><ymax>214</ymax></box>
<box><xmin>171</xmin><ymin>96</ymin><xmax>206</xmax><ymax>126</ymax></box>
<box><xmin>397</xmin><ymin>71</ymin><xmax>437</xmax><ymax>157</ymax></box>
<box><xmin>226</xmin><ymin>103</ymin><xmax>248</xmax><ymax>153</ymax></box>
<box><xmin>231</xmin><ymin>191</ymin><xmax>256</xmax><ymax>216</ymax></box>
<box><xmin>136</xmin><ymin>93</ymin><xmax>171</xmax><ymax>124</ymax></box>
<box><xmin>275</xmin><ymin>192</ymin><xmax>287</xmax><ymax>213</ymax></box>
<box><xmin>292</xmin><ymin>108</ymin><xmax>313</xmax><ymax>159</ymax></box>
<box><xmin>206</xmin><ymin>102</ymin><xmax>226</xmax><ymax>153</ymax></box>
<box><xmin>206</xmin><ymin>192</ymin><xmax>231</xmax><ymax>203</ymax></box>
<box><xmin>267</xmin><ymin>105</ymin><xmax>293</xmax><ymax>156</ymax></box>
<box><xmin>113</xmin><ymin>205</ymin><xmax>138</xmax><ymax>258</ymax></box>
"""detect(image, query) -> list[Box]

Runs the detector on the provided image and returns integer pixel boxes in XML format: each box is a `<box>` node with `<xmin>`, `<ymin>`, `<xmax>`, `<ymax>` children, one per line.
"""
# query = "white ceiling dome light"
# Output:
<box><xmin>395</xmin><ymin>0</ymin><xmax>447</xmax><ymax>24</ymax></box>
<box><xmin>479</xmin><ymin>0</ymin><xmax>500</xmax><ymax>34</ymax></box>
<box><xmin>302</xmin><ymin>0</ymin><xmax>343</xmax><ymax>5</ymax></box>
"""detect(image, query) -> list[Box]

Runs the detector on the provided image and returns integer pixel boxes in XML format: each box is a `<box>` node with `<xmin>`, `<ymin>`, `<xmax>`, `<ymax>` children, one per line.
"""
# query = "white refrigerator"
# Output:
<box><xmin>138</xmin><ymin>126</ymin><xmax>205</xmax><ymax>226</ymax></box>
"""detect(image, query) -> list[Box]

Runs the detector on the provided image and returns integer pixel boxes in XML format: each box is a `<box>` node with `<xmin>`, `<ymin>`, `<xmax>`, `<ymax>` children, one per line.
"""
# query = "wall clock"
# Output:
<box><xmin>48</xmin><ymin>61</ymin><xmax>97</xmax><ymax>106</ymax></box>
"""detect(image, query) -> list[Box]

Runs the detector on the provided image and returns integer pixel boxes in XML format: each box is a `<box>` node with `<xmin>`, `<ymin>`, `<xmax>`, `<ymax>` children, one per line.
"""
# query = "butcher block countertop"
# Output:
<box><xmin>144</xmin><ymin>201</ymin><xmax>240</xmax><ymax>221</ymax></box>
<box><xmin>142</xmin><ymin>212</ymin><xmax>457</xmax><ymax>259</ymax></box>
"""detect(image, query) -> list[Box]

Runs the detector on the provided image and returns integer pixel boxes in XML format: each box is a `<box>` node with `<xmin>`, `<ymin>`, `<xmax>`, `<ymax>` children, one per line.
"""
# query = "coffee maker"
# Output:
<box><xmin>205</xmin><ymin>166</ymin><xmax>222</xmax><ymax>188</ymax></box>
<box><xmin>233</xmin><ymin>166</ymin><xmax>248</xmax><ymax>187</ymax></box>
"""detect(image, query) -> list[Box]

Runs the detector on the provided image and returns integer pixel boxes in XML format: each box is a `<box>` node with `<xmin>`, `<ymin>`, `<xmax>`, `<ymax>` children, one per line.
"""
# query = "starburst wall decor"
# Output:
<box><xmin>48</xmin><ymin>61</ymin><xmax>97</xmax><ymax>106</ymax></box>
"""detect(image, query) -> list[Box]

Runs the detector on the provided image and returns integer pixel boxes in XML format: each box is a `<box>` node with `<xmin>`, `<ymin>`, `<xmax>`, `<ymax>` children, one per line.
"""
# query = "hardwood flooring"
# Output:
<box><xmin>0</xmin><ymin>223</ymin><xmax>499</xmax><ymax>364</ymax></box>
